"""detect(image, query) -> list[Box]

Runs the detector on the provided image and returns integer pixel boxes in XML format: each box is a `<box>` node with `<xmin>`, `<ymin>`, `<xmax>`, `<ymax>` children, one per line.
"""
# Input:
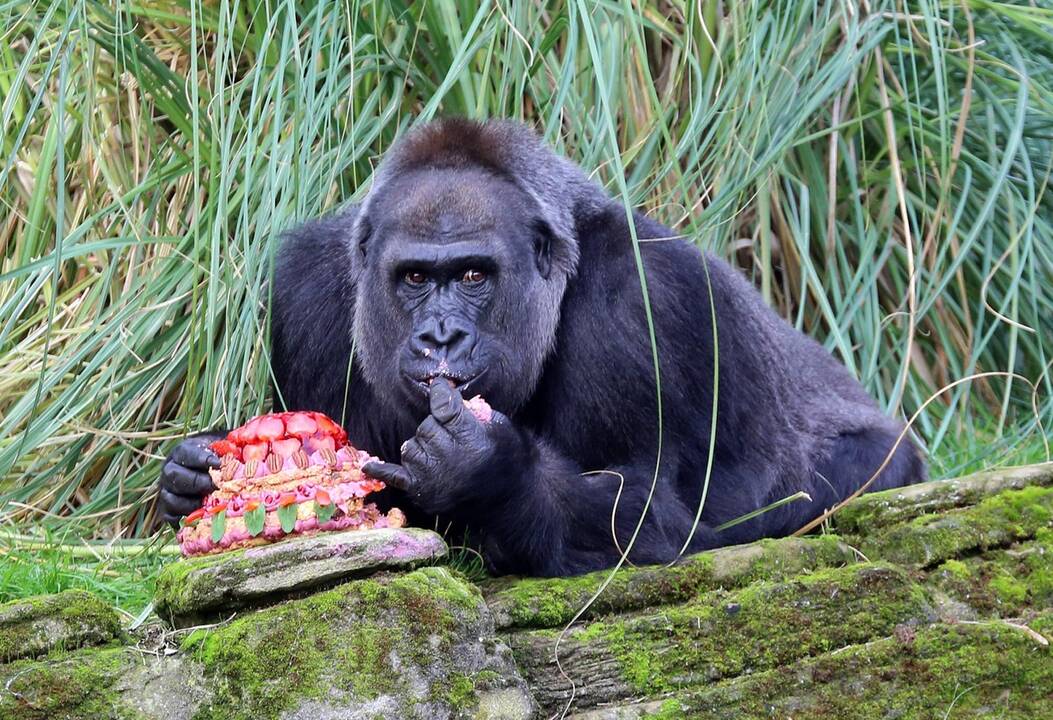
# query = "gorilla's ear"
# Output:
<box><xmin>532</xmin><ymin>219</ymin><xmax>554</xmax><ymax>279</ymax></box>
<box><xmin>348</xmin><ymin>210</ymin><xmax>372</xmax><ymax>272</ymax></box>
<box><xmin>532</xmin><ymin>218</ymin><xmax>574</xmax><ymax>280</ymax></box>
<box><xmin>524</xmin><ymin>189</ymin><xmax>581</xmax><ymax>281</ymax></box>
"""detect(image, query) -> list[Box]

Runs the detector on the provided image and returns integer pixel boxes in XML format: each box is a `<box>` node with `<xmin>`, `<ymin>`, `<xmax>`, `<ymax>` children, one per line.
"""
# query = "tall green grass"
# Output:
<box><xmin>1</xmin><ymin>0</ymin><xmax>1050</xmax><ymax>539</ymax></box>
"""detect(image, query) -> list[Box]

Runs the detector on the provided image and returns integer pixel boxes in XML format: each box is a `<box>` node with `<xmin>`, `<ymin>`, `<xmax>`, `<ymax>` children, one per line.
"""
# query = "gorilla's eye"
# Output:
<box><xmin>404</xmin><ymin>270</ymin><xmax>428</xmax><ymax>286</ymax></box>
<box><xmin>461</xmin><ymin>269</ymin><xmax>487</xmax><ymax>285</ymax></box>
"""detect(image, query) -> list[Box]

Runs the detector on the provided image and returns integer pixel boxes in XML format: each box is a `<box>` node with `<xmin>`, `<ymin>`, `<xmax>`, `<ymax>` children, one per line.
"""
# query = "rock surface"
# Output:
<box><xmin>0</xmin><ymin>589</ymin><xmax>121</xmax><ymax>662</ymax></box>
<box><xmin>154</xmin><ymin>527</ymin><xmax>449</xmax><ymax>626</ymax></box>
<box><xmin>480</xmin><ymin>463</ymin><xmax>1053</xmax><ymax>718</ymax></box>
<box><xmin>1</xmin><ymin>568</ymin><xmax>533</xmax><ymax>720</ymax></box>
<box><xmin>2</xmin><ymin>463</ymin><xmax>1051</xmax><ymax>719</ymax></box>
<box><xmin>181</xmin><ymin>566</ymin><xmax>534</xmax><ymax>719</ymax></box>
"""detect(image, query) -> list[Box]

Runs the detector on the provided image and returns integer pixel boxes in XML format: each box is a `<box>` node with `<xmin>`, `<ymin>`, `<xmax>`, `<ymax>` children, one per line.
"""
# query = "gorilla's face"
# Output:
<box><xmin>353</xmin><ymin>167</ymin><xmax>566</xmax><ymax>418</ymax></box>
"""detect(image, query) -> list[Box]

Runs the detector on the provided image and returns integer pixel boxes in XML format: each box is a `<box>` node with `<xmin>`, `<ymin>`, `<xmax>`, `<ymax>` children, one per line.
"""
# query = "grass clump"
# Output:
<box><xmin>0</xmin><ymin>2</ymin><xmax>1049</xmax><ymax>548</ymax></box>
<box><xmin>0</xmin><ymin>528</ymin><xmax>175</xmax><ymax>617</ymax></box>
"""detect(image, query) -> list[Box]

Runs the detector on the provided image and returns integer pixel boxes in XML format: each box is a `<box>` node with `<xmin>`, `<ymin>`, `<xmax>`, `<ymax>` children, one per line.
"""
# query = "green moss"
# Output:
<box><xmin>153</xmin><ymin>551</ymin><xmax>230</xmax><ymax>620</ymax></box>
<box><xmin>989</xmin><ymin>573</ymin><xmax>1028</xmax><ymax>605</ymax></box>
<box><xmin>926</xmin><ymin>530</ymin><xmax>1053</xmax><ymax>615</ymax></box>
<box><xmin>938</xmin><ymin>558</ymin><xmax>971</xmax><ymax>580</ymax></box>
<box><xmin>1027</xmin><ymin>528</ymin><xmax>1053</xmax><ymax>598</ymax></box>
<box><xmin>0</xmin><ymin>590</ymin><xmax>122</xmax><ymax>663</ymax></box>
<box><xmin>188</xmin><ymin>566</ymin><xmax>489</xmax><ymax>720</ymax></box>
<box><xmin>860</xmin><ymin>485</ymin><xmax>1053</xmax><ymax>567</ymax></box>
<box><xmin>516</xmin><ymin>562</ymin><xmax>934</xmax><ymax>702</ymax></box>
<box><xmin>659</xmin><ymin>614</ymin><xmax>1053</xmax><ymax>718</ymax></box>
<box><xmin>1031</xmin><ymin>612</ymin><xmax>1053</xmax><ymax>641</ymax></box>
<box><xmin>0</xmin><ymin>647</ymin><xmax>143</xmax><ymax>720</ymax></box>
<box><xmin>641</xmin><ymin>699</ymin><xmax>686</xmax><ymax>720</ymax></box>
<box><xmin>485</xmin><ymin>535</ymin><xmax>855</xmax><ymax>629</ymax></box>
<box><xmin>443</xmin><ymin>673</ymin><xmax>478</xmax><ymax>710</ymax></box>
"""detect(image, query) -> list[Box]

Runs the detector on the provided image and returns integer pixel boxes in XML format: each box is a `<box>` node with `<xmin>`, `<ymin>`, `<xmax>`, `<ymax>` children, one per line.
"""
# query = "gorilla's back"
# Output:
<box><xmin>535</xmin><ymin>202</ymin><xmax>912</xmax><ymax>492</ymax></box>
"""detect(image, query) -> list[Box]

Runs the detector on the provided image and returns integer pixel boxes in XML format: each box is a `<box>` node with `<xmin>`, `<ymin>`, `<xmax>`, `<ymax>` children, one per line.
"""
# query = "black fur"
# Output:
<box><xmin>163</xmin><ymin>119</ymin><xmax>926</xmax><ymax>576</ymax></box>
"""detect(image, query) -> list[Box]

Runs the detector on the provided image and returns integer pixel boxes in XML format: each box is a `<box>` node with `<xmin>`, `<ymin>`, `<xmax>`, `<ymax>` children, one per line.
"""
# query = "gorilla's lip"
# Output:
<box><xmin>405</xmin><ymin>369</ymin><xmax>486</xmax><ymax>396</ymax></box>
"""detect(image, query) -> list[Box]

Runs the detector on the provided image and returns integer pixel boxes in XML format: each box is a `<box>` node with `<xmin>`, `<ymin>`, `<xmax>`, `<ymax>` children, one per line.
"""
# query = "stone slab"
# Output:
<box><xmin>154</xmin><ymin>527</ymin><xmax>448</xmax><ymax>625</ymax></box>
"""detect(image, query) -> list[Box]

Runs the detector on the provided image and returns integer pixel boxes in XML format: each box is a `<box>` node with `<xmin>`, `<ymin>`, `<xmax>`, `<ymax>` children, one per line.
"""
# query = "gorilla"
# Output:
<box><xmin>159</xmin><ymin>118</ymin><xmax>926</xmax><ymax>577</ymax></box>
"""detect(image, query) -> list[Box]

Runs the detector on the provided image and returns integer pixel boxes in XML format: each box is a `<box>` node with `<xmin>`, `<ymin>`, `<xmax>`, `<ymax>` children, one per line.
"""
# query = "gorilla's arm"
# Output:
<box><xmin>365</xmin><ymin>379</ymin><xmax>713</xmax><ymax>577</ymax></box>
<box><xmin>479</xmin><ymin>446</ymin><xmax>715</xmax><ymax>577</ymax></box>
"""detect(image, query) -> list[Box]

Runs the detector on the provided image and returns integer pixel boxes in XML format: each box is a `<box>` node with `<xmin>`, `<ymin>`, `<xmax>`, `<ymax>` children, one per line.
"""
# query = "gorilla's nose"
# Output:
<box><xmin>413</xmin><ymin>316</ymin><xmax>474</xmax><ymax>360</ymax></box>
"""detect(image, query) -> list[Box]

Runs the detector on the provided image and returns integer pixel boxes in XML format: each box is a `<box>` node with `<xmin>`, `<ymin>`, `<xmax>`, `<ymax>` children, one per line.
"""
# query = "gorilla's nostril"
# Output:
<box><xmin>416</xmin><ymin>316</ymin><xmax>472</xmax><ymax>353</ymax></box>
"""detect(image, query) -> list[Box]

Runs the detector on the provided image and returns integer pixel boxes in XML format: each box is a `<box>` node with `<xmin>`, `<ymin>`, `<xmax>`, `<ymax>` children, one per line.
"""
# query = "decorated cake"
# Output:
<box><xmin>177</xmin><ymin>411</ymin><xmax>404</xmax><ymax>556</ymax></box>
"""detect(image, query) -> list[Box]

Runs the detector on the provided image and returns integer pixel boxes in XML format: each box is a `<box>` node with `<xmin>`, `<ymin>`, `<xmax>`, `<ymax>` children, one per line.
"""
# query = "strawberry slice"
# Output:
<box><xmin>243</xmin><ymin>442</ymin><xmax>269</xmax><ymax>463</ymax></box>
<box><xmin>256</xmin><ymin>415</ymin><xmax>286</xmax><ymax>441</ymax></box>
<box><xmin>240</xmin><ymin>416</ymin><xmax>263</xmax><ymax>441</ymax></box>
<box><xmin>181</xmin><ymin>508</ymin><xmax>206</xmax><ymax>526</ymax></box>
<box><xmin>271</xmin><ymin>437</ymin><xmax>302</xmax><ymax>458</ymax></box>
<box><xmin>314</xmin><ymin>413</ymin><xmax>345</xmax><ymax>440</ymax></box>
<box><xmin>286</xmin><ymin>412</ymin><xmax>319</xmax><ymax>436</ymax></box>
<box><xmin>211</xmin><ymin>439</ymin><xmax>239</xmax><ymax>458</ymax></box>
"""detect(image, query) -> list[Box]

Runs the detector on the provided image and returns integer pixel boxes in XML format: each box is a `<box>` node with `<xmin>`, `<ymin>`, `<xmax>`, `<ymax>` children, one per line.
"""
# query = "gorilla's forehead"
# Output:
<box><xmin>374</xmin><ymin>167</ymin><xmax>530</xmax><ymax>242</ymax></box>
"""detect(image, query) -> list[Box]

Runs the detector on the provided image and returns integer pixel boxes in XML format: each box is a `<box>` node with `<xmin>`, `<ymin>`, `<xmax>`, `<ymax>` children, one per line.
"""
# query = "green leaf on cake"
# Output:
<box><xmin>315</xmin><ymin>499</ymin><xmax>336</xmax><ymax>524</ymax></box>
<box><xmin>277</xmin><ymin>503</ymin><xmax>298</xmax><ymax>533</ymax></box>
<box><xmin>244</xmin><ymin>504</ymin><xmax>265</xmax><ymax>537</ymax></box>
<box><xmin>211</xmin><ymin>510</ymin><xmax>226</xmax><ymax>544</ymax></box>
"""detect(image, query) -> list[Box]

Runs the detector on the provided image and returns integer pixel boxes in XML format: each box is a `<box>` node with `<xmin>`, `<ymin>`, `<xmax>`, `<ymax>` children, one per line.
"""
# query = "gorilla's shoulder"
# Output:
<box><xmin>270</xmin><ymin>207</ymin><xmax>359</xmax><ymax>414</ymax></box>
<box><xmin>274</xmin><ymin>207</ymin><xmax>358</xmax><ymax>287</ymax></box>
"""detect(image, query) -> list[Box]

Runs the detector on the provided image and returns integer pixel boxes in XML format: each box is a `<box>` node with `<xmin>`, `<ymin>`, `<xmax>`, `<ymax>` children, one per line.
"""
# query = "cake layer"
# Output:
<box><xmin>179</xmin><ymin>502</ymin><xmax>405</xmax><ymax>556</ymax></box>
<box><xmin>178</xmin><ymin>468</ymin><xmax>393</xmax><ymax>557</ymax></box>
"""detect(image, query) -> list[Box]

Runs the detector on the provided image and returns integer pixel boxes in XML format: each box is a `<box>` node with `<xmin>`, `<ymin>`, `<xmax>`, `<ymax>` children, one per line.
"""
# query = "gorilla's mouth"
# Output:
<box><xmin>406</xmin><ymin>368</ymin><xmax>487</xmax><ymax>397</ymax></box>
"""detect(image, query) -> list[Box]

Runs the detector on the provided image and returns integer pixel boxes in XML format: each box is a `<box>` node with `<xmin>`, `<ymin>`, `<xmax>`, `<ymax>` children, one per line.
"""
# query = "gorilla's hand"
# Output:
<box><xmin>158</xmin><ymin>432</ymin><xmax>224</xmax><ymax>527</ymax></box>
<box><xmin>364</xmin><ymin>380</ymin><xmax>524</xmax><ymax>516</ymax></box>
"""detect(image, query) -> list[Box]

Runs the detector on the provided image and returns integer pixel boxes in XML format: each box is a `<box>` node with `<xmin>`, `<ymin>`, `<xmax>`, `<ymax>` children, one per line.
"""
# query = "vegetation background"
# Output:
<box><xmin>0</xmin><ymin>0</ymin><xmax>1050</xmax><ymax>615</ymax></box>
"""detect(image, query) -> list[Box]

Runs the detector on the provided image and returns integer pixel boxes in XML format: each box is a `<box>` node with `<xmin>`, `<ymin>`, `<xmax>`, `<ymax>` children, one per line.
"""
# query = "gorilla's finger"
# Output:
<box><xmin>159</xmin><ymin>488</ymin><xmax>204</xmax><ymax>519</ymax></box>
<box><xmin>400</xmin><ymin>437</ymin><xmax>432</xmax><ymax>472</ymax></box>
<box><xmin>415</xmin><ymin>416</ymin><xmax>449</xmax><ymax>446</ymax></box>
<box><xmin>160</xmin><ymin>512</ymin><xmax>184</xmax><ymax>529</ymax></box>
<box><xmin>171</xmin><ymin>439</ymin><xmax>221</xmax><ymax>471</ymax></box>
<box><xmin>363</xmin><ymin>461</ymin><xmax>413</xmax><ymax>491</ymax></box>
<box><xmin>429</xmin><ymin>379</ymin><xmax>464</xmax><ymax>425</ymax></box>
<box><xmin>162</xmin><ymin>459</ymin><xmax>216</xmax><ymax>495</ymax></box>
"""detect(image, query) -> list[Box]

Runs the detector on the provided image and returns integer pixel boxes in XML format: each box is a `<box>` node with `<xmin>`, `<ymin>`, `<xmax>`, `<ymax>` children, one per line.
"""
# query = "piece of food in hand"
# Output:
<box><xmin>464</xmin><ymin>395</ymin><xmax>493</xmax><ymax>423</ymax></box>
<box><xmin>176</xmin><ymin>411</ymin><xmax>404</xmax><ymax>557</ymax></box>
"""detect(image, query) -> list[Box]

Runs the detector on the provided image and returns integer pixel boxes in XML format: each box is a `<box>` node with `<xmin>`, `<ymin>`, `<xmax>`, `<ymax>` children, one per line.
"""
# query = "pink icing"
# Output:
<box><xmin>178</xmin><ymin>507</ymin><xmax>386</xmax><ymax>555</ymax></box>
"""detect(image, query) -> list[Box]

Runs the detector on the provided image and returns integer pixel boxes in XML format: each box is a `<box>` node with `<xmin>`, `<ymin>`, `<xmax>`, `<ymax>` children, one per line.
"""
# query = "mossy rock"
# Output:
<box><xmin>185</xmin><ymin>565</ymin><xmax>534</xmax><ymax>719</ymax></box>
<box><xmin>567</xmin><ymin>614</ymin><xmax>1053</xmax><ymax>719</ymax></box>
<box><xmin>155</xmin><ymin>527</ymin><xmax>448</xmax><ymax>626</ymax></box>
<box><xmin>0</xmin><ymin>645</ymin><xmax>204</xmax><ymax>720</ymax></box>
<box><xmin>835</xmin><ymin>462</ymin><xmax>1053</xmax><ymax>534</ymax></box>
<box><xmin>1</xmin><ymin>567</ymin><xmax>533</xmax><ymax>720</ymax></box>
<box><xmin>859</xmin><ymin>485</ymin><xmax>1053</xmax><ymax>568</ymax></box>
<box><xmin>927</xmin><ymin>528</ymin><xmax>1053</xmax><ymax>616</ymax></box>
<box><xmin>510</xmin><ymin>562</ymin><xmax>936</xmax><ymax>714</ymax></box>
<box><xmin>0</xmin><ymin>589</ymin><xmax>122</xmax><ymax>663</ymax></box>
<box><xmin>484</xmin><ymin>535</ymin><xmax>856</xmax><ymax>629</ymax></box>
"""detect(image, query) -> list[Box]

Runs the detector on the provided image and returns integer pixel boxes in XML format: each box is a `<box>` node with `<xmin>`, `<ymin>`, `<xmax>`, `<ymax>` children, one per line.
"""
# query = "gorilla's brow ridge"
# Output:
<box><xmin>380</xmin><ymin>239</ymin><xmax>503</xmax><ymax>274</ymax></box>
